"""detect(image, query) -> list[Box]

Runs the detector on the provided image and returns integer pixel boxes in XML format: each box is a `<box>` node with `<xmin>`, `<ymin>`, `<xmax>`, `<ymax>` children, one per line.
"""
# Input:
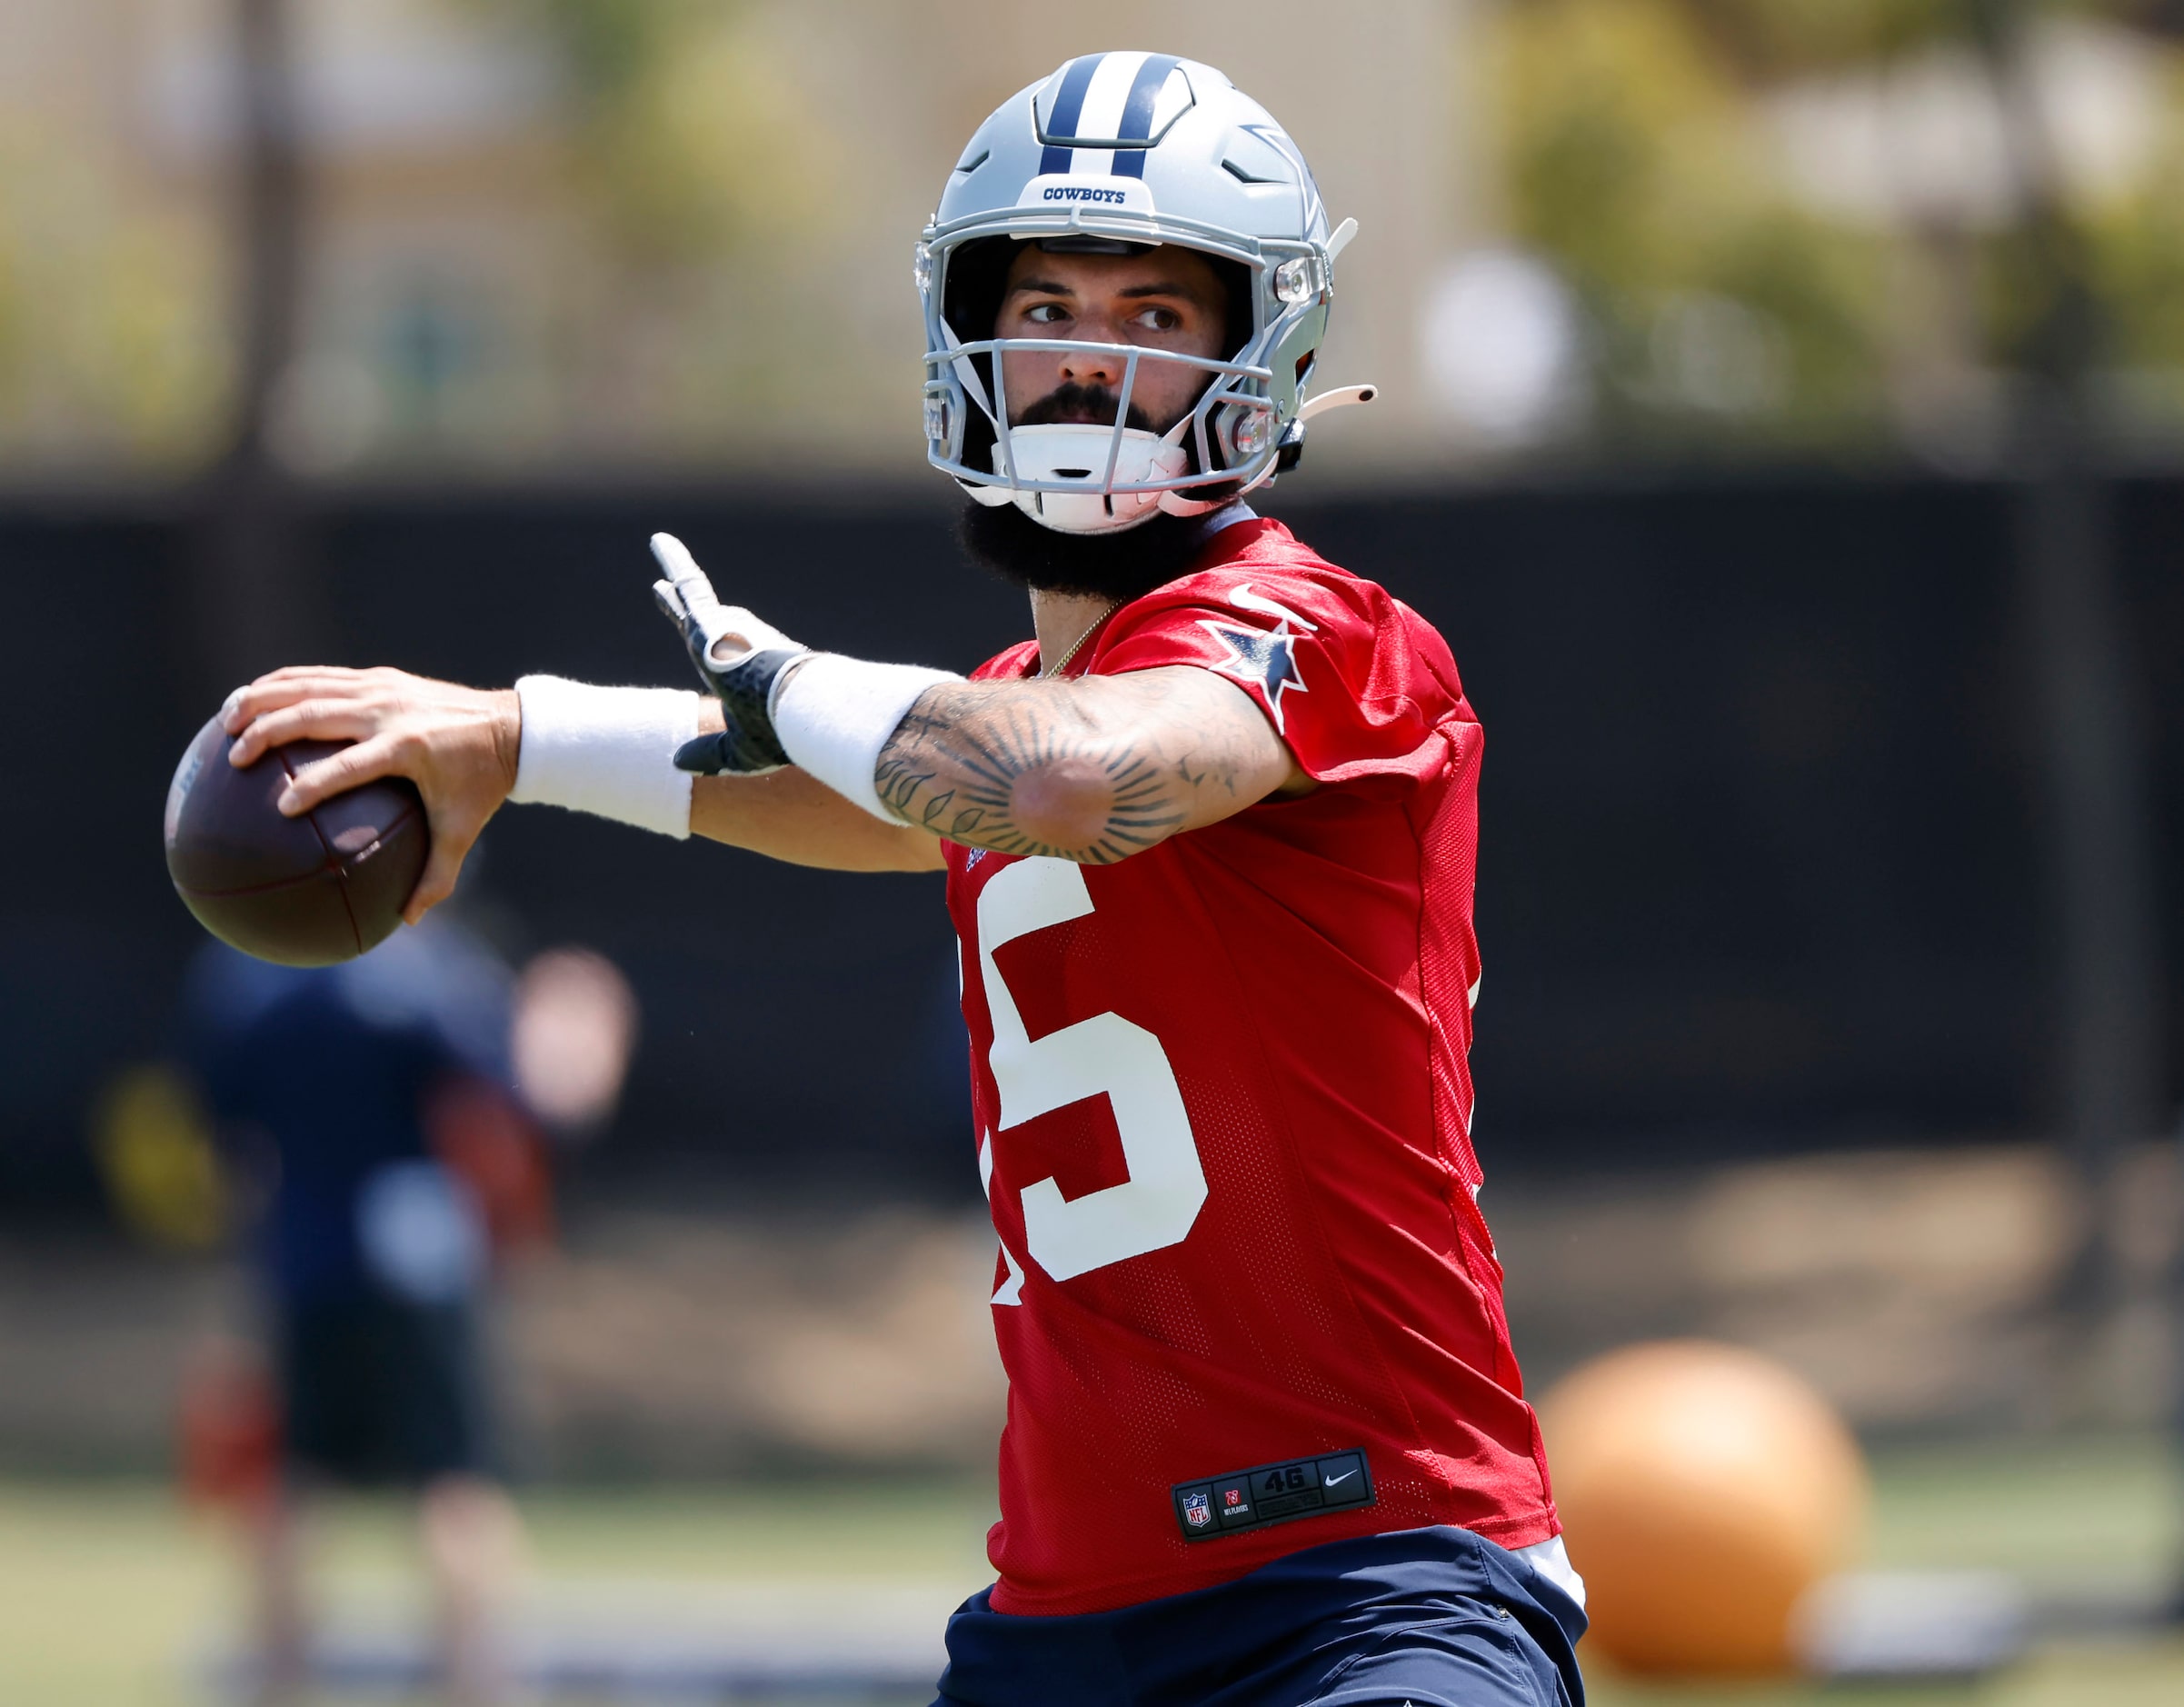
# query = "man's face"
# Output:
<box><xmin>996</xmin><ymin>245</ymin><xmax>1230</xmax><ymax>434</ymax></box>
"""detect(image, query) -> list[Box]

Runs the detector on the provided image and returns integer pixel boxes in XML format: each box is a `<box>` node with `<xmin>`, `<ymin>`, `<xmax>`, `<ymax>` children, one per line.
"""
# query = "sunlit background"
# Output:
<box><xmin>12</xmin><ymin>1</ymin><xmax>2184</xmax><ymax>475</ymax></box>
<box><xmin>3</xmin><ymin>2</ymin><xmax>2181</xmax><ymax>1702</ymax></box>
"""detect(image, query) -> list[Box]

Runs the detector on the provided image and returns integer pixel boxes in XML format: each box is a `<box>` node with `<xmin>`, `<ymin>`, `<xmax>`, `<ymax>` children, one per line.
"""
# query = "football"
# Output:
<box><xmin>165</xmin><ymin>714</ymin><xmax>429</xmax><ymax>966</ymax></box>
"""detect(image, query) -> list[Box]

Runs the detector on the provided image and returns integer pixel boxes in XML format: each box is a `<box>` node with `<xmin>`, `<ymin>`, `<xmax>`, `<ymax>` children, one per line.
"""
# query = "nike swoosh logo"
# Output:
<box><xmin>1323</xmin><ymin>1470</ymin><xmax>1355</xmax><ymax>1487</ymax></box>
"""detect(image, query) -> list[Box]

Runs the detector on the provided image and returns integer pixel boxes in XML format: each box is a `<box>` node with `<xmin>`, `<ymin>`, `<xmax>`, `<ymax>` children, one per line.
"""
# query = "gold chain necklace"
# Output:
<box><xmin>1041</xmin><ymin>600</ymin><xmax>1122</xmax><ymax>679</ymax></box>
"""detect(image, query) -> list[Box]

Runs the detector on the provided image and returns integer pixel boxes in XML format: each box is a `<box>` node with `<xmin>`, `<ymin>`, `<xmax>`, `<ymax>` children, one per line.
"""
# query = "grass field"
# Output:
<box><xmin>2</xmin><ymin>1434</ymin><xmax>2178</xmax><ymax>1705</ymax></box>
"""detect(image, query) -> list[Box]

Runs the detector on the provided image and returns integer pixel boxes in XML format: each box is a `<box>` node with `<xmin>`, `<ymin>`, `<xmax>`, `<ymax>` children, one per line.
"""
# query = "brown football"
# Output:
<box><xmin>165</xmin><ymin>714</ymin><xmax>429</xmax><ymax>966</ymax></box>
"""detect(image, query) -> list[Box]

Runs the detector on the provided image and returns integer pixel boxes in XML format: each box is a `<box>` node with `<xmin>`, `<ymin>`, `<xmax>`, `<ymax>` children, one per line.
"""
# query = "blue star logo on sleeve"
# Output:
<box><xmin>1197</xmin><ymin>616</ymin><xmax>1309</xmax><ymax>732</ymax></box>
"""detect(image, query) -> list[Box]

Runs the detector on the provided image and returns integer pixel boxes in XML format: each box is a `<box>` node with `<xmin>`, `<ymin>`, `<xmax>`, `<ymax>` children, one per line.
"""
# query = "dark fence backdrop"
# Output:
<box><xmin>5</xmin><ymin>473</ymin><xmax>2178</xmax><ymax>1213</ymax></box>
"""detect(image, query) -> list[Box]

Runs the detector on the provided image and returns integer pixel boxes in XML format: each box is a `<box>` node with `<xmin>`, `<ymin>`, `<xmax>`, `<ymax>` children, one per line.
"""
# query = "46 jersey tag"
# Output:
<box><xmin>1171</xmin><ymin>1448</ymin><xmax>1373</xmax><ymax>1542</ymax></box>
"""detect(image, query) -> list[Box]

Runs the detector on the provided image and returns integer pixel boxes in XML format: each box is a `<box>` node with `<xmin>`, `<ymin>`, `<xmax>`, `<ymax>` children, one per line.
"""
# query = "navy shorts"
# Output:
<box><xmin>276</xmin><ymin>1291</ymin><xmax>500</xmax><ymax>1488</ymax></box>
<box><xmin>933</xmin><ymin>1526</ymin><xmax>1586</xmax><ymax>1707</ymax></box>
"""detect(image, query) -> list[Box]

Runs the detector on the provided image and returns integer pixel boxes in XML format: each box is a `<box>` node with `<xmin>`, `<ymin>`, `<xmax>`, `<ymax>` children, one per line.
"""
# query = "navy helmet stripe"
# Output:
<box><xmin>1110</xmin><ymin>54</ymin><xmax>1178</xmax><ymax>180</ymax></box>
<box><xmin>1038</xmin><ymin>55</ymin><xmax>1103</xmax><ymax>176</ymax></box>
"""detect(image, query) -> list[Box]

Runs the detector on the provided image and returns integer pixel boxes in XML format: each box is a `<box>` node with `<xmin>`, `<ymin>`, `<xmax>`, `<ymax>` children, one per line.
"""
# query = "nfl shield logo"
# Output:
<box><xmin>1183</xmin><ymin>1492</ymin><xmax>1212</xmax><ymax>1530</ymax></box>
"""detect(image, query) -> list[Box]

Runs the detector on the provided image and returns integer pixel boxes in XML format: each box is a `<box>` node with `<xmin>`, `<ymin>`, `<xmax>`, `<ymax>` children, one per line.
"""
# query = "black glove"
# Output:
<box><xmin>648</xmin><ymin>532</ymin><xmax>810</xmax><ymax>775</ymax></box>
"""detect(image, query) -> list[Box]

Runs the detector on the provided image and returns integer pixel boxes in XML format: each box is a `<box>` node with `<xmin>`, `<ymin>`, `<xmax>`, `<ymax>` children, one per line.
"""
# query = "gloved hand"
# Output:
<box><xmin>649</xmin><ymin>533</ymin><xmax>810</xmax><ymax>774</ymax></box>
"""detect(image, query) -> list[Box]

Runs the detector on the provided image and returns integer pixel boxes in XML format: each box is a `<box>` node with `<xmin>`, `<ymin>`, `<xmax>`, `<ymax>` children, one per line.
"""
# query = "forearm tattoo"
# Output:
<box><xmin>873</xmin><ymin>675</ymin><xmax>1273</xmax><ymax>864</ymax></box>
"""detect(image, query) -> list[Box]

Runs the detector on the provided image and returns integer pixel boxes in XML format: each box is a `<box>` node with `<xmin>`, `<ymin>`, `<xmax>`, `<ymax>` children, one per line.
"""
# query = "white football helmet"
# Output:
<box><xmin>919</xmin><ymin>52</ymin><xmax>1368</xmax><ymax>534</ymax></box>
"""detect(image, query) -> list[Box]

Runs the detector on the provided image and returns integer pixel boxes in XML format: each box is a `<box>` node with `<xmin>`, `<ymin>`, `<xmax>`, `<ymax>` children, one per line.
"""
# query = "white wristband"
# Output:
<box><xmin>773</xmin><ymin>654</ymin><xmax>962</xmax><ymax>823</ymax></box>
<box><xmin>508</xmin><ymin>676</ymin><xmax>704</xmax><ymax>839</ymax></box>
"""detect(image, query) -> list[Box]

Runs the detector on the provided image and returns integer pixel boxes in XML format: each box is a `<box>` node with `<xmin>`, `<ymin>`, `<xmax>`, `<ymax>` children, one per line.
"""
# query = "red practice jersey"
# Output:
<box><xmin>944</xmin><ymin>516</ymin><xmax>1558</xmax><ymax>1616</ymax></box>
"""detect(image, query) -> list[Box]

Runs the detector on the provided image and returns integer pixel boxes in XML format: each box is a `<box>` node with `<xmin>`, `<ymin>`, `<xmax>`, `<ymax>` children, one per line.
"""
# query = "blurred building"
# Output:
<box><xmin>9</xmin><ymin>1</ymin><xmax>2184</xmax><ymax>481</ymax></box>
<box><xmin>0</xmin><ymin>0</ymin><xmax>1487</xmax><ymax>481</ymax></box>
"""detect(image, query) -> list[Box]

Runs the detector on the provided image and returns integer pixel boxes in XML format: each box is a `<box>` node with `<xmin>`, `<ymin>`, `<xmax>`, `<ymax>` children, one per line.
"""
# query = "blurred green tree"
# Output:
<box><xmin>469</xmin><ymin>0</ymin><xmax>873</xmax><ymax>448</ymax></box>
<box><xmin>0</xmin><ymin>124</ymin><xmax>224</xmax><ymax>471</ymax></box>
<box><xmin>1487</xmin><ymin>0</ymin><xmax>2184</xmax><ymax>456</ymax></box>
<box><xmin>1496</xmin><ymin>0</ymin><xmax>1893</xmax><ymax>446</ymax></box>
<box><xmin>487</xmin><ymin>0</ymin><xmax>836</xmax><ymax>258</ymax></box>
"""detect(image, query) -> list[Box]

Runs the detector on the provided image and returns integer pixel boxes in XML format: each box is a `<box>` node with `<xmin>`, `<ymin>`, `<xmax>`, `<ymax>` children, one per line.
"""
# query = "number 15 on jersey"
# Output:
<box><xmin>974</xmin><ymin>857</ymin><xmax>1208</xmax><ymax>1283</ymax></box>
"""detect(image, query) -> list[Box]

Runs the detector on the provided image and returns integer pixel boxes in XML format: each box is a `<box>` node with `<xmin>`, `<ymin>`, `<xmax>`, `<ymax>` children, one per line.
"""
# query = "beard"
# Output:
<box><xmin>959</xmin><ymin>379</ymin><xmax>1233</xmax><ymax>598</ymax></box>
<box><xmin>956</xmin><ymin>500</ymin><xmax>1228</xmax><ymax>600</ymax></box>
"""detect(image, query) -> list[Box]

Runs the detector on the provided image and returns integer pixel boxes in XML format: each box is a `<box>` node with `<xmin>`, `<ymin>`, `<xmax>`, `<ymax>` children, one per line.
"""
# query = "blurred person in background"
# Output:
<box><xmin>180</xmin><ymin>917</ymin><xmax>636</xmax><ymax>1706</ymax></box>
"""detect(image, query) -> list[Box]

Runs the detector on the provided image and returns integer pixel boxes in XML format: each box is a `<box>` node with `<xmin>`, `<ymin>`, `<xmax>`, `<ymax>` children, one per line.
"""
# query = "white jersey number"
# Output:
<box><xmin>976</xmin><ymin>857</ymin><xmax>1207</xmax><ymax>1282</ymax></box>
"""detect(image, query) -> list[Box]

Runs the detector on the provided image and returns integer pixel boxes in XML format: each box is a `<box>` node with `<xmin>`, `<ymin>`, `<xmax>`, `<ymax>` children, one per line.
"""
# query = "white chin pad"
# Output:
<box><xmin>990</xmin><ymin>424</ymin><xmax>1190</xmax><ymax>536</ymax></box>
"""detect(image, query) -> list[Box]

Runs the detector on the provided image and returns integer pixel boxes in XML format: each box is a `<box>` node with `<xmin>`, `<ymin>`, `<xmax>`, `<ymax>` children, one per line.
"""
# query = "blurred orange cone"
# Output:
<box><xmin>1541</xmin><ymin>1339</ymin><xmax>1869</xmax><ymax>1676</ymax></box>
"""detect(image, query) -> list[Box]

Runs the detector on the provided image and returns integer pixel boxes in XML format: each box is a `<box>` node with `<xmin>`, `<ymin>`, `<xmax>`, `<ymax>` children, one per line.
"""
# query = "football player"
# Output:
<box><xmin>222</xmin><ymin>54</ymin><xmax>1588</xmax><ymax>1707</ymax></box>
